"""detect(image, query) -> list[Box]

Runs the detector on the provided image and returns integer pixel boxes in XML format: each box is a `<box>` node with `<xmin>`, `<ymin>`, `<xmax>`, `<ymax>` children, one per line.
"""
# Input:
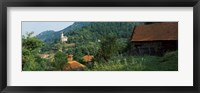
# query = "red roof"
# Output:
<box><xmin>131</xmin><ymin>22</ymin><xmax>178</xmax><ymax>42</ymax></box>
<box><xmin>82</xmin><ymin>55</ymin><xmax>94</xmax><ymax>62</ymax></box>
<box><xmin>63</xmin><ymin>61</ymin><xmax>85</xmax><ymax>71</ymax></box>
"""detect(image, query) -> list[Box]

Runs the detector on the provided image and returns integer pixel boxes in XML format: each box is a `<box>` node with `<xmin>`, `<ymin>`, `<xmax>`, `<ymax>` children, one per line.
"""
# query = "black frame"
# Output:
<box><xmin>0</xmin><ymin>0</ymin><xmax>199</xmax><ymax>93</ymax></box>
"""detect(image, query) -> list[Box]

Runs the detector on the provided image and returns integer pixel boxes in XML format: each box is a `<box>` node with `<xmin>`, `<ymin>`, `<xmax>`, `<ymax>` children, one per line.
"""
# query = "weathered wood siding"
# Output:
<box><xmin>132</xmin><ymin>40</ymin><xmax>177</xmax><ymax>55</ymax></box>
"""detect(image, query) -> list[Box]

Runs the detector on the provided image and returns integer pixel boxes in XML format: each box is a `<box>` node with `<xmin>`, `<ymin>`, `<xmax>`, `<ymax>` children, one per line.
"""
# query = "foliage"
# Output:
<box><xmin>22</xmin><ymin>33</ymin><xmax>43</xmax><ymax>51</ymax></box>
<box><xmin>60</xmin><ymin>22</ymin><xmax>144</xmax><ymax>58</ymax></box>
<box><xmin>54</xmin><ymin>51</ymin><xmax>67</xmax><ymax>70</ymax></box>
<box><xmin>158</xmin><ymin>51</ymin><xmax>178</xmax><ymax>71</ymax></box>
<box><xmin>95</xmin><ymin>35</ymin><xmax>121</xmax><ymax>62</ymax></box>
<box><xmin>66</xmin><ymin>22</ymin><xmax>144</xmax><ymax>44</ymax></box>
<box><xmin>22</xmin><ymin>32</ymin><xmax>55</xmax><ymax>71</ymax></box>
<box><xmin>85</xmin><ymin>51</ymin><xmax>178</xmax><ymax>71</ymax></box>
<box><xmin>22</xmin><ymin>48</ymin><xmax>39</xmax><ymax>71</ymax></box>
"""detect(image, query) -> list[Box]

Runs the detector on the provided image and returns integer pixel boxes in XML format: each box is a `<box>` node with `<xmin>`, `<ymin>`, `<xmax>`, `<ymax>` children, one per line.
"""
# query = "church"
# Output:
<box><xmin>60</xmin><ymin>32</ymin><xmax>68</xmax><ymax>43</ymax></box>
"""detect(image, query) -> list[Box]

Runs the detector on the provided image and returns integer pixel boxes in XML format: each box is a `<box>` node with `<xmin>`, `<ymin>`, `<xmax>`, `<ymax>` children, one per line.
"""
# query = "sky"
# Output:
<box><xmin>22</xmin><ymin>22</ymin><xmax>74</xmax><ymax>36</ymax></box>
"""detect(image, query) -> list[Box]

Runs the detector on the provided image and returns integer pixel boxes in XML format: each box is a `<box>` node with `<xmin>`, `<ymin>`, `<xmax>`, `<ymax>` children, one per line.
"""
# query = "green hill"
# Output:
<box><xmin>36</xmin><ymin>22</ymin><xmax>91</xmax><ymax>43</ymax></box>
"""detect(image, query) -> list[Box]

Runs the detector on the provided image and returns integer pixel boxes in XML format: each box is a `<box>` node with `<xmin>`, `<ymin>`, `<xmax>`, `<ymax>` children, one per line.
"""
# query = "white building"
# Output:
<box><xmin>60</xmin><ymin>32</ymin><xmax>68</xmax><ymax>43</ymax></box>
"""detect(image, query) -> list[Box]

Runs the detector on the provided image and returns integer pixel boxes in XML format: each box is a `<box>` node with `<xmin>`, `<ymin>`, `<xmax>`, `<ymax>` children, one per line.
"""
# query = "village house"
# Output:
<box><xmin>82</xmin><ymin>55</ymin><xmax>94</xmax><ymax>66</ymax></box>
<box><xmin>63</xmin><ymin>54</ymin><xmax>86</xmax><ymax>71</ymax></box>
<box><xmin>82</xmin><ymin>55</ymin><xmax>94</xmax><ymax>63</ymax></box>
<box><xmin>131</xmin><ymin>22</ymin><xmax>178</xmax><ymax>55</ymax></box>
<box><xmin>63</xmin><ymin>61</ymin><xmax>85</xmax><ymax>71</ymax></box>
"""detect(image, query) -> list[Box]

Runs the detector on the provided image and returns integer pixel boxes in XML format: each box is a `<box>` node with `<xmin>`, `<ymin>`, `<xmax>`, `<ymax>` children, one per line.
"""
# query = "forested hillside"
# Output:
<box><xmin>37</xmin><ymin>22</ymin><xmax>91</xmax><ymax>43</ymax></box>
<box><xmin>66</xmin><ymin>22</ymin><xmax>144</xmax><ymax>43</ymax></box>
<box><xmin>62</xmin><ymin>22</ymin><xmax>144</xmax><ymax>57</ymax></box>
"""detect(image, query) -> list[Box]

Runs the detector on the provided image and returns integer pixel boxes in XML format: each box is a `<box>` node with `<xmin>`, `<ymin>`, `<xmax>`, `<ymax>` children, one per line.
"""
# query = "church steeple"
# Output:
<box><xmin>61</xmin><ymin>32</ymin><xmax>64</xmax><ymax>38</ymax></box>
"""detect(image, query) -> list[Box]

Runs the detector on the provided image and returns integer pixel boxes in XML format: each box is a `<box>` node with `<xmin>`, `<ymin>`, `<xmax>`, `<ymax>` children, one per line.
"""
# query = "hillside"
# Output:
<box><xmin>59</xmin><ymin>22</ymin><xmax>145</xmax><ymax>58</ymax></box>
<box><xmin>37</xmin><ymin>22</ymin><xmax>145</xmax><ymax>55</ymax></box>
<box><xmin>65</xmin><ymin>22</ymin><xmax>144</xmax><ymax>43</ymax></box>
<box><xmin>36</xmin><ymin>22</ymin><xmax>91</xmax><ymax>43</ymax></box>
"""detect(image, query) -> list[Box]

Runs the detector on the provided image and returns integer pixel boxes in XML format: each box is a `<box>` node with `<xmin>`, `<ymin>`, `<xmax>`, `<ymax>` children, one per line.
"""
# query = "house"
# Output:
<box><xmin>63</xmin><ymin>61</ymin><xmax>85</xmax><ymax>71</ymax></box>
<box><xmin>82</xmin><ymin>55</ymin><xmax>94</xmax><ymax>63</ymax></box>
<box><xmin>63</xmin><ymin>54</ymin><xmax>86</xmax><ymax>71</ymax></box>
<box><xmin>82</xmin><ymin>55</ymin><xmax>94</xmax><ymax>66</ymax></box>
<box><xmin>131</xmin><ymin>22</ymin><xmax>178</xmax><ymax>55</ymax></box>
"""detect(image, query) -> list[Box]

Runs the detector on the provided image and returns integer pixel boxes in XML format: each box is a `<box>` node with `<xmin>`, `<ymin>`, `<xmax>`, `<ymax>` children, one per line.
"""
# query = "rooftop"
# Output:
<box><xmin>131</xmin><ymin>22</ymin><xmax>178</xmax><ymax>42</ymax></box>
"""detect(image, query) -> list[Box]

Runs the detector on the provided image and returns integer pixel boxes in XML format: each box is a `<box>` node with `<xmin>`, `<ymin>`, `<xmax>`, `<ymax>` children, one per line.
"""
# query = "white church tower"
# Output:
<box><xmin>60</xmin><ymin>32</ymin><xmax>68</xmax><ymax>43</ymax></box>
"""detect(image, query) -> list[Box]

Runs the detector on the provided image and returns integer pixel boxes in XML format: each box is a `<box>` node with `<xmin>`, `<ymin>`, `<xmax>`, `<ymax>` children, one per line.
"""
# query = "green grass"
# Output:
<box><xmin>84</xmin><ymin>51</ymin><xmax>178</xmax><ymax>71</ymax></box>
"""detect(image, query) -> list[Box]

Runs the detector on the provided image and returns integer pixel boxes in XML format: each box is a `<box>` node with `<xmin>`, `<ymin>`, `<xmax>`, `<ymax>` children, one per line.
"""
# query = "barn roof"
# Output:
<box><xmin>131</xmin><ymin>22</ymin><xmax>178</xmax><ymax>42</ymax></box>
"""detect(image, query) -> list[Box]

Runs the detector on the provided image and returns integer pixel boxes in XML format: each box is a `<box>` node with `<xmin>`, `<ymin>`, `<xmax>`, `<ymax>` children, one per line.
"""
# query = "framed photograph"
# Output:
<box><xmin>0</xmin><ymin>0</ymin><xmax>199</xmax><ymax>93</ymax></box>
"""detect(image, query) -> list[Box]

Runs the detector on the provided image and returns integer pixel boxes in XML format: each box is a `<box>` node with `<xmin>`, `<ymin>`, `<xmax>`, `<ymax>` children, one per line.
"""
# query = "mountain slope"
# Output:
<box><xmin>65</xmin><ymin>22</ymin><xmax>144</xmax><ymax>43</ymax></box>
<box><xmin>63</xmin><ymin>22</ymin><xmax>145</xmax><ymax>55</ymax></box>
<box><xmin>36</xmin><ymin>22</ymin><xmax>90</xmax><ymax>43</ymax></box>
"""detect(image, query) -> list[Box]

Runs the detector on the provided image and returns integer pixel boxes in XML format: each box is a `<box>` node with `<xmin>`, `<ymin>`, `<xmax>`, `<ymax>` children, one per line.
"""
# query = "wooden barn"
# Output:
<box><xmin>131</xmin><ymin>22</ymin><xmax>178</xmax><ymax>55</ymax></box>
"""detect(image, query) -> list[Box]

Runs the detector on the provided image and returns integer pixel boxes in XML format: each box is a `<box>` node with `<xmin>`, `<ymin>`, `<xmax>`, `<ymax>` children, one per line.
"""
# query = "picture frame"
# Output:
<box><xmin>0</xmin><ymin>0</ymin><xmax>199</xmax><ymax>93</ymax></box>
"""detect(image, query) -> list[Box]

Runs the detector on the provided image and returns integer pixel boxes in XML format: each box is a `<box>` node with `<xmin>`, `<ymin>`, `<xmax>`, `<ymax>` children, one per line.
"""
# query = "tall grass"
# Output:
<box><xmin>84</xmin><ymin>51</ymin><xmax>178</xmax><ymax>71</ymax></box>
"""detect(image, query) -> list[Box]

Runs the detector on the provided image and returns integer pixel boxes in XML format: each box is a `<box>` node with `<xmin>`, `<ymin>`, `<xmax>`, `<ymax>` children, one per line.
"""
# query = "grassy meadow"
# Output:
<box><xmin>84</xmin><ymin>51</ymin><xmax>178</xmax><ymax>71</ymax></box>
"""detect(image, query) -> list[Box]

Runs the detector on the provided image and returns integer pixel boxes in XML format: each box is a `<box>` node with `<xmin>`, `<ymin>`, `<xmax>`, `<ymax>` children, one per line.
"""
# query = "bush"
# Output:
<box><xmin>159</xmin><ymin>51</ymin><xmax>178</xmax><ymax>71</ymax></box>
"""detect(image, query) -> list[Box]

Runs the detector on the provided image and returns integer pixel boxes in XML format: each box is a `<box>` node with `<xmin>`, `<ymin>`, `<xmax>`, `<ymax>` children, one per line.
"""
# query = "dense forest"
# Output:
<box><xmin>22</xmin><ymin>22</ymin><xmax>178</xmax><ymax>71</ymax></box>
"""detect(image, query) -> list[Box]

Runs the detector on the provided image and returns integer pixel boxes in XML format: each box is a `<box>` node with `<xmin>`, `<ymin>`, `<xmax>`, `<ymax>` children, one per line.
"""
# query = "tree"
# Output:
<box><xmin>22</xmin><ymin>32</ymin><xmax>44</xmax><ymax>70</ymax></box>
<box><xmin>23</xmin><ymin>37</ymin><xmax>43</xmax><ymax>51</ymax></box>
<box><xmin>26</xmin><ymin>32</ymin><xmax>34</xmax><ymax>38</ymax></box>
<box><xmin>54</xmin><ymin>51</ymin><xmax>67</xmax><ymax>70</ymax></box>
<box><xmin>54</xmin><ymin>42</ymin><xmax>63</xmax><ymax>52</ymax></box>
<box><xmin>22</xmin><ymin>47</ymin><xmax>36</xmax><ymax>70</ymax></box>
<box><xmin>22</xmin><ymin>55</ymin><xmax>39</xmax><ymax>71</ymax></box>
<box><xmin>96</xmin><ymin>34</ymin><xmax>121</xmax><ymax>62</ymax></box>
